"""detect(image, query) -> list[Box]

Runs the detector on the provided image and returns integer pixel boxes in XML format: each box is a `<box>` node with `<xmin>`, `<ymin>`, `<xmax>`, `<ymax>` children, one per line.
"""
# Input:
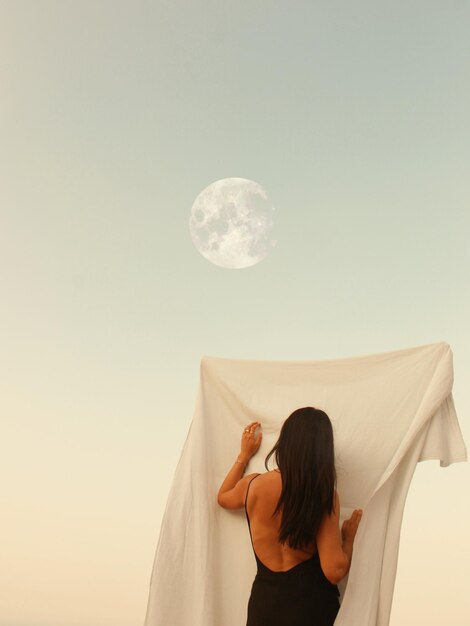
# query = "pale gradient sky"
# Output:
<box><xmin>1</xmin><ymin>2</ymin><xmax>469</xmax><ymax>625</ymax></box>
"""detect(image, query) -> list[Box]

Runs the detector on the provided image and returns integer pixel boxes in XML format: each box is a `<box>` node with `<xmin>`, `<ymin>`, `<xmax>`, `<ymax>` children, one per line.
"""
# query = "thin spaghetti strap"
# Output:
<box><xmin>244</xmin><ymin>473</ymin><xmax>261</xmax><ymax>512</ymax></box>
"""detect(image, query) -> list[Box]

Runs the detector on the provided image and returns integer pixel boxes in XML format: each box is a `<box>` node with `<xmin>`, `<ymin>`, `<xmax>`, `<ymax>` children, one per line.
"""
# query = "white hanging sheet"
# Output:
<box><xmin>144</xmin><ymin>341</ymin><xmax>467</xmax><ymax>626</ymax></box>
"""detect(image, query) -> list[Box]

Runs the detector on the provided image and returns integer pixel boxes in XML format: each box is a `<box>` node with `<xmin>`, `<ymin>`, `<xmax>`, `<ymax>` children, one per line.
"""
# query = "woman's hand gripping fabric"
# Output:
<box><xmin>240</xmin><ymin>421</ymin><xmax>262</xmax><ymax>462</ymax></box>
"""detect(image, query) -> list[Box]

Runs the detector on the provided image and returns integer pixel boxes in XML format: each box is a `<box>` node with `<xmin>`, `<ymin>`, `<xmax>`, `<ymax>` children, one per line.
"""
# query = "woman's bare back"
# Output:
<box><xmin>245</xmin><ymin>470</ymin><xmax>317</xmax><ymax>572</ymax></box>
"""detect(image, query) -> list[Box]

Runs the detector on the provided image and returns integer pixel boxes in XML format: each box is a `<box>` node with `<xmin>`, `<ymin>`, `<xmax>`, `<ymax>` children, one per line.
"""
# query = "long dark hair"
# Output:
<box><xmin>264</xmin><ymin>407</ymin><xmax>337</xmax><ymax>551</ymax></box>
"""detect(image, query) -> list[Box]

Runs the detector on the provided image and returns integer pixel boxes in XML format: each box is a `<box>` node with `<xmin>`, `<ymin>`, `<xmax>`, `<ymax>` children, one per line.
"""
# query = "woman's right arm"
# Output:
<box><xmin>316</xmin><ymin>489</ymin><xmax>362</xmax><ymax>585</ymax></box>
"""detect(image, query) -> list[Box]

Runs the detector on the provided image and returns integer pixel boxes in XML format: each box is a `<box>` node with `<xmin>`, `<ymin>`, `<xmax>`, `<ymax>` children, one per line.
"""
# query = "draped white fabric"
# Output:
<box><xmin>144</xmin><ymin>342</ymin><xmax>467</xmax><ymax>626</ymax></box>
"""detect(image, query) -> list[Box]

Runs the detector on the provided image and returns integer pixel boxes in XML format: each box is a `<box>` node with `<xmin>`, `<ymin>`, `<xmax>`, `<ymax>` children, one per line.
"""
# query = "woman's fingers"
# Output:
<box><xmin>243</xmin><ymin>422</ymin><xmax>261</xmax><ymax>434</ymax></box>
<box><xmin>240</xmin><ymin>422</ymin><xmax>262</xmax><ymax>459</ymax></box>
<box><xmin>348</xmin><ymin>510</ymin><xmax>362</xmax><ymax>520</ymax></box>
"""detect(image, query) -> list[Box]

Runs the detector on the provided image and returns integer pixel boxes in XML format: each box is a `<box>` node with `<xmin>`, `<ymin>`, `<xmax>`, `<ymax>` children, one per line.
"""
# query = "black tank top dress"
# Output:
<box><xmin>245</xmin><ymin>474</ymin><xmax>340</xmax><ymax>626</ymax></box>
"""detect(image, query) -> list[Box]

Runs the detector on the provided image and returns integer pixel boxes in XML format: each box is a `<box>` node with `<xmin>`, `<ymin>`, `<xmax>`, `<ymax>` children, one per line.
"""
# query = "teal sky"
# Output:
<box><xmin>1</xmin><ymin>2</ymin><xmax>469</xmax><ymax>625</ymax></box>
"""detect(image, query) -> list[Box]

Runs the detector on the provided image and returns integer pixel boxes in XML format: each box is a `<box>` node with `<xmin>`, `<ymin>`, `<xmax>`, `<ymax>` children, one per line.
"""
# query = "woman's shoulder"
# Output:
<box><xmin>252</xmin><ymin>470</ymin><xmax>279</xmax><ymax>479</ymax></box>
<box><xmin>246</xmin><ymin>470</ymin><xmax>278</xmax><ymax>485</ymax></box>
<box><xmin>245</xmin><ymin>471</ymin><xmax>282</xmax><ymax>517</ymax></box>
<box><xmin>248</xmin><ymin>470</ymin><xmax>281</xmax><ymax>493</ymax></box>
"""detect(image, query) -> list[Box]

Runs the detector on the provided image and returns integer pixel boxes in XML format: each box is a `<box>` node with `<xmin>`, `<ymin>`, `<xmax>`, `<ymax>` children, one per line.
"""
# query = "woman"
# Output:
<box><xmin>217</xmin><ymin>407</ymin><xmax>362</xmax><ymax>626</ymax></box>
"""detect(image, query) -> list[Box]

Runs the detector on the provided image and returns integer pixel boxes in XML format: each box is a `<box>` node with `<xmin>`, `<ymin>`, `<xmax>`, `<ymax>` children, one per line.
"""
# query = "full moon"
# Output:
<box><xmin>189</xmin><ymin>177</ymin><xmax>277</xmax><ymax>269</ymax></box>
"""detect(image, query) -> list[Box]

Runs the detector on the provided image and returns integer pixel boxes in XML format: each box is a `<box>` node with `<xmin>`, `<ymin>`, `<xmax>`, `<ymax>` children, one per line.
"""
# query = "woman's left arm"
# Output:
<box><xmin>217</xmin><ymin>421</ymin><xmax>262</xmax><ymax>508</ymax></box>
